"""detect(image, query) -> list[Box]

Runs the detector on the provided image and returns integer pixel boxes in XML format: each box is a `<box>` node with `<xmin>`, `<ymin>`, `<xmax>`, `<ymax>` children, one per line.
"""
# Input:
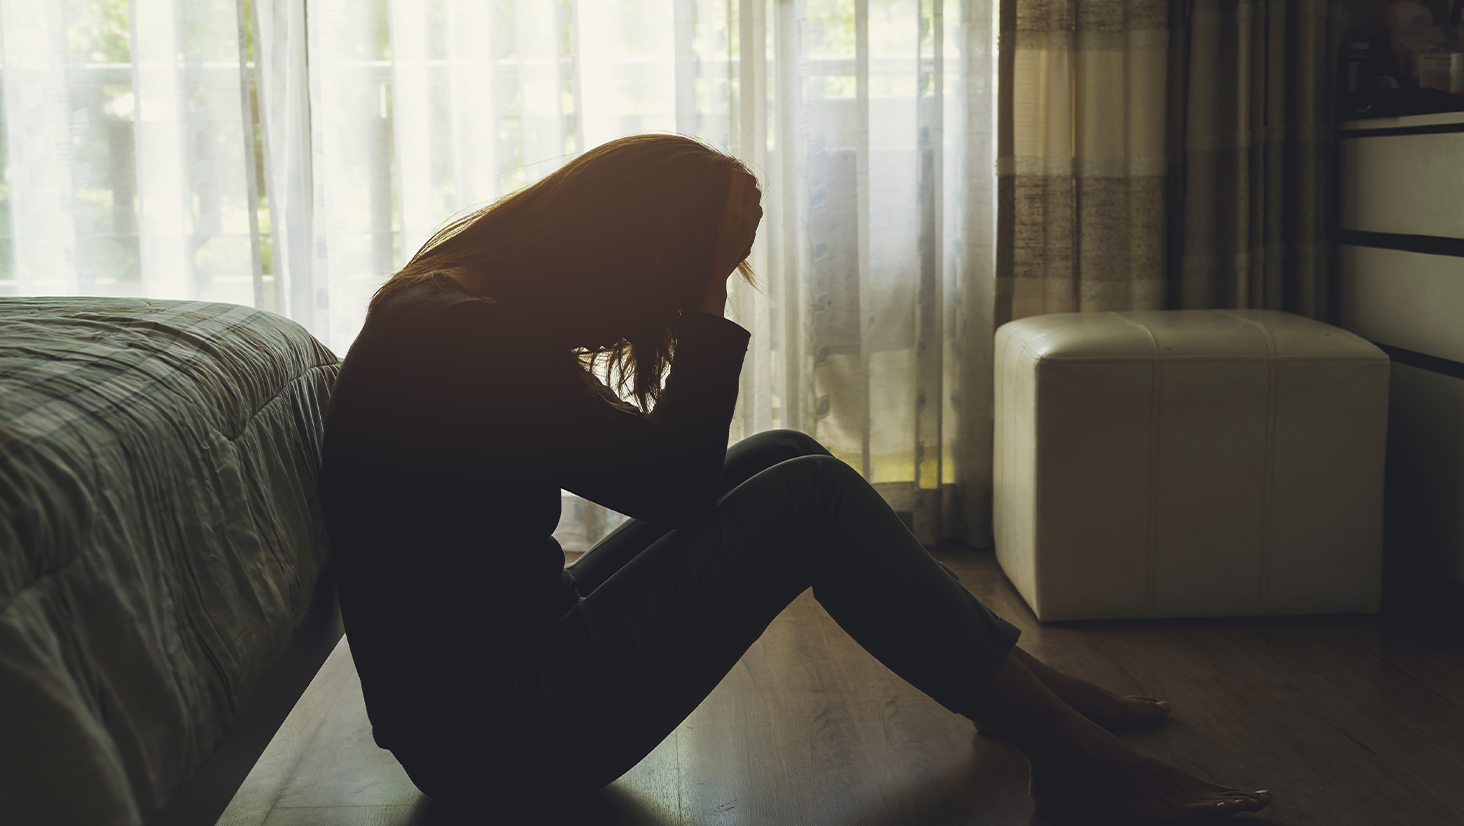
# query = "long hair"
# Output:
<box><xmin>373</xmin><ymin>133</ymin><xmax>761</xmax><ymax>415</ymax></box>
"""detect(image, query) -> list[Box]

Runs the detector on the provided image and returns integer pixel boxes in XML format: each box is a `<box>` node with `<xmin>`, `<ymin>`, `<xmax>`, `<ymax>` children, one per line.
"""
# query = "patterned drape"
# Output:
<box><xmin>1175</xmin><ymin>0</ymin><xmax>1339</xmax><ymax>320</ymax></box>
<box><xmin>995</xmin><ymin>0</ymin><xmax>1175</xmax><ymax>327</ymax></box>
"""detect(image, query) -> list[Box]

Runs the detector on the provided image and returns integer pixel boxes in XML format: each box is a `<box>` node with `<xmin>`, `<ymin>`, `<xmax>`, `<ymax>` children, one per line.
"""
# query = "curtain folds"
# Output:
<box><xmin>1174</xmin><ymin>0</ymin><xmax>1338</xmax><ymax>321</ymax></box>
<box><xmin>995</xmin><ymin>0</ymin><xmax>1175</xmax><ymax>327</ymax></box>
<box><xmin>0</xmin><ymin>0</ymin><xmax>1005</xmax><ymax>551</ymax></box>
<box><xmin>995</xmin><ymin>0</ymin><xmax>1339</xmax><ymax>326</ymax></box>
<box><xmin>0</xmin><ymin>0</ymin><xmax>263</xmax><ymax>303</ymax></box>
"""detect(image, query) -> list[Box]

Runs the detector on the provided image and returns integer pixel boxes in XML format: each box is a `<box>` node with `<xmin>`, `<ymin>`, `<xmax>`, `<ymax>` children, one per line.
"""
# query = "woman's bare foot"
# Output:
<box><xmin>977</xmin><ymin>647</ymin><xmax>1171</xmax><ymax>737</ymax></box>
<box><xmin>1029</xmin><ymin>749</ymin><xmax>1272</xmax><ymax>821</ymax></box>
<box><xmin>967</xmin><ymin>646</ymin><xmax>1272</xmax><ymax>822</ymax></box>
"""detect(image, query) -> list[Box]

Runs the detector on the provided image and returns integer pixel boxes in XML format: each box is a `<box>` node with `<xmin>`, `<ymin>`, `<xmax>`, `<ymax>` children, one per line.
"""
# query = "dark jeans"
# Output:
<box><xmin>397</xmin><ymin>429</ymin><xmax>1021</xmax><ymax>805</ymax></box>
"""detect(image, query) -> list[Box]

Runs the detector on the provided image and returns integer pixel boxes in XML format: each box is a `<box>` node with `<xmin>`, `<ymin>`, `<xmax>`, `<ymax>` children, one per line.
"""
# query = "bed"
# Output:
<box><xmin>0</xmin><ymin>297</ymin><xmax>342</xmax><ymax>826</ymax></box>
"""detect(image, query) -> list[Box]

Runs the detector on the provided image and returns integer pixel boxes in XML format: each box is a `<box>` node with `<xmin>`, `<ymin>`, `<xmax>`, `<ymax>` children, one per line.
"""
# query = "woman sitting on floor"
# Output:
<box><xmin>318</xmin><ymin>133</ymin><xmax>1272</xmax><ymax>821</ymax></box>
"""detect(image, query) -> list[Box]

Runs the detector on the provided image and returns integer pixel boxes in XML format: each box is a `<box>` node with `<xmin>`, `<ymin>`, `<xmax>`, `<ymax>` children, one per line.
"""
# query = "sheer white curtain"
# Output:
<box><xmin>0</xmin><ymin>0</ymin><xmax>1000</xmax><ymax>551</ymax></box>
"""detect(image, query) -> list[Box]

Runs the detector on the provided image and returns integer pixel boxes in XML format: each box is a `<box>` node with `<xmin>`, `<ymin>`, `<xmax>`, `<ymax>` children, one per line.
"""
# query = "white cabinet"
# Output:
<box><xmin>1339</xmin><ymin>113</ymin><xmax>1464</xmax><ymax>239</ymax></box>
<box><xmin>1338</xmin><ymin>246</ymin><xmax>1464</xmax><ymax>363</ymax></box>
<box><xmin>1336</xmin><ymin>112</ymin><xmax>1464</xmax><ymax>587</ymax></box>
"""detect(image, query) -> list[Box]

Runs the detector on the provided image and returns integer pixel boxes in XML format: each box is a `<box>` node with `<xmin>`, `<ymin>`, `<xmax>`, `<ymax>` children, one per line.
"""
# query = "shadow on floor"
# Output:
<box><xmin>408</xmin><ymin>784</ymin><xmax>673</xmax><ymax>826</ymax></box>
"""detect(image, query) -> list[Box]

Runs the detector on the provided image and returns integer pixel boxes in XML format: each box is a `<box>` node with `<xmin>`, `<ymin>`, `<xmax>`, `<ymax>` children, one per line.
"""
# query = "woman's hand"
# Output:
<box><xmin>700</xmin><ymin>170</ymin><xmax>762</xmax><ymax>316</ymax></box>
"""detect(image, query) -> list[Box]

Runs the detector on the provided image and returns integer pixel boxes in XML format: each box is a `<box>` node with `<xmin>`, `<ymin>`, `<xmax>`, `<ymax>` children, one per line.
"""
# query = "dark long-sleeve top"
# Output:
<box><xmin>318</xmin><ymin>272</ymin><xmax>750</xmax><ymax>750</ymax></box>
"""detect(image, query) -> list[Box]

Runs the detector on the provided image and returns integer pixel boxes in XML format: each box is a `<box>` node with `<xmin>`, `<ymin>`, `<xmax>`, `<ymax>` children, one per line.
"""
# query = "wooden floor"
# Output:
<box><xmin>217</xmin><ymin>547</ymin><xmax>1464</xmax><ymax>826</ymax></box>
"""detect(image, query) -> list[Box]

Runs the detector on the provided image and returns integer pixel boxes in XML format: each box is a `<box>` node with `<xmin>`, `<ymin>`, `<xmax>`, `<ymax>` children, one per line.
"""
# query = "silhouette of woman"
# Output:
<box><xmin>319</xmin><ymin>133</ymin><xmax>1271</xmax><ymax>820</ymax></box>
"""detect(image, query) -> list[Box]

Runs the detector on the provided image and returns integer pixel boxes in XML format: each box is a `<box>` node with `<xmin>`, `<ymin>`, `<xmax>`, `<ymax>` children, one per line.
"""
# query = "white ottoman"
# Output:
<box><xmin>992</xmin><ymin>309</ymin><xmax>1390</xmax><ymax>621</ymax></box>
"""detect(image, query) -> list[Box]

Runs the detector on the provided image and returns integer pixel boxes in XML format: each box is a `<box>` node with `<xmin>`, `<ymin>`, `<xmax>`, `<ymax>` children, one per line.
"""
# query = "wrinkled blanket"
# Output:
<box><xmin>0</xmin><ymin>298</ymin><xmax>339</xmax><ymax>826</ymax></box>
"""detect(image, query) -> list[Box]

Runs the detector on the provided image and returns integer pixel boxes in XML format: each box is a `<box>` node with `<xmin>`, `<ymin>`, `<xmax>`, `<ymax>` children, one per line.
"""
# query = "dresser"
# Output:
<box><xmin>1336</xmin><ymin>111</ymin><xmax>1464</xmax><ymax>609</ymax></box>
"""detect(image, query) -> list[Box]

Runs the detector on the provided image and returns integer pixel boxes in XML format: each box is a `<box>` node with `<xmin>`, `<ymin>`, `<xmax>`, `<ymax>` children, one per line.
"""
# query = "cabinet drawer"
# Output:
<box><xmin>1385</xmin><ymin>363</ymin><xmax>1464</xmax><ymax>583</ymax></box>
<box><xmin>1337</xmin><ymin>244</ymin><xmax>1464</xmax><ymax>363</ymax></box>
<box><xmin>1339</xmin><ymin>133</ymin><xmax>1464</xmax><ymax>238</ymax></box>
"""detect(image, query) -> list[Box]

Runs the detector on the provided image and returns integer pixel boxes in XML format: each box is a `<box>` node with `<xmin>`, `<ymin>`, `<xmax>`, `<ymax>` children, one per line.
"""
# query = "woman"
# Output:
<box><xmin>319</xmin><ymin>134</ymin><xmax>1271</xmax><ymax>820</ymax></box>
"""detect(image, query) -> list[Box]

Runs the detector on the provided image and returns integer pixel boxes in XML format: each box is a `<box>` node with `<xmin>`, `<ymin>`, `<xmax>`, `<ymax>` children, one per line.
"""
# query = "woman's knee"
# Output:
<box><xmin>758</xmin><ymin>453</ymin><xmax>867</xmax><ymax>504</ymax></box>
<box><xmin>736</xmin><ymin>428</ymin><xmax>832</xmax><ymax>461</ymax></box>
<box><xmin>721</xmin><ymin>453</ymin><xmax>860</xmax><ymax>512</ymax></box>
<box><xmin>722</xmin><ymin>429</ymin><xmax>833</xmax><ymax>492</ymax></box>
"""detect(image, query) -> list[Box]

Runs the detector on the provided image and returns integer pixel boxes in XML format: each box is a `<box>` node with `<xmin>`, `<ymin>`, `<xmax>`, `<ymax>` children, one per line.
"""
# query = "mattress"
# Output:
<box><xmin>0</xmin><ymin>298</ymin><xmax>340</xmax><ymax>825</ymax></box>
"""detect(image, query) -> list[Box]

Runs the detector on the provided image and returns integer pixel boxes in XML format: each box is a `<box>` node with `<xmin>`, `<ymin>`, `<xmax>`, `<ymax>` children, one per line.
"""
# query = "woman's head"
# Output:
<box><xmin>374</xmin><ymin>133</ymin><xmax>762</xmax><ymax>413</ymax></box>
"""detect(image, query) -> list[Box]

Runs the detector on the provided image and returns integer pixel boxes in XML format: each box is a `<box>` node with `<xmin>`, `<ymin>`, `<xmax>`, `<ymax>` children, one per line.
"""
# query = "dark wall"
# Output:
<box><xmin>1340</xmin><ymin>0</ymin><xmax>1456</xmax><ymax>38</ymax></box>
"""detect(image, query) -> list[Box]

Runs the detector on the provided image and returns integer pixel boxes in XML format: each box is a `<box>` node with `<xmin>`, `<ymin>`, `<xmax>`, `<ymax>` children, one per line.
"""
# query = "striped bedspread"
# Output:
<box><xmin>0</xmin><ymin>298</ymin><xmax>340</xmax><ymax>825</ymax></box>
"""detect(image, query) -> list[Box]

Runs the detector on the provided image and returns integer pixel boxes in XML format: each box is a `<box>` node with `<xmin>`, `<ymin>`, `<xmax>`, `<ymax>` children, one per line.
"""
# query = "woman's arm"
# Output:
<box><xmin>551</xmin><ymin>310</ymin><xmax>748</xmax><ymax>526</ymax></box>
<box><xmin>698</xmin><ymin>286</ymin><xmax>727</xmax><ymax>318</ymax></box>
<box><xmin>558</xmin><ymin>170</ymin><xmax>758</xmax><ymax>516</ymax></box>
<box><xmin>412</xmin><ymin>298</ymin><xmax>748</xmax><ymax>529</ymax></box>
<box><xmin>697</xmin><ymin>170</ymin><xmax>761</xmax><ymax>319</ymax></box>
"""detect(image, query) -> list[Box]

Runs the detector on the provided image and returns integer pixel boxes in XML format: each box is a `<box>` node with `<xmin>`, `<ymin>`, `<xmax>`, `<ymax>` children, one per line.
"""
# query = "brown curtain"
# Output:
<box><xmin>1172</xmin><ymin>0</ymin><xmax>1341</xmax><ymax>321</ymax></box>
<box><xmin>996</xmin><ymin>0</ymin><xmax>1176</xmax><ymax>327</ymax></box>
<box><xmin>997</xmin><ymin>0</ymin><xmax>1340</xmax><ymax>325</ymax></box>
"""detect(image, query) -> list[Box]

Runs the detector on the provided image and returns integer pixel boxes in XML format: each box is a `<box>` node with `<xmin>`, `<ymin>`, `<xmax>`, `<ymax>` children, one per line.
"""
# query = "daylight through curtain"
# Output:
<box><xmin>0</xmin><ymin>0</ymin><xmax>1002</xmax><ymax>551</ymax></box>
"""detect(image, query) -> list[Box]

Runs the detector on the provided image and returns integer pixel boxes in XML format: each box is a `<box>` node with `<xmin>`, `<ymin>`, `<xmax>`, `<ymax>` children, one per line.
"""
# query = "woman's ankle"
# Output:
<box><xmin>967</xmin><ymin>648</ymin><xmax>1130</xmax><ymax>767</ymax></box>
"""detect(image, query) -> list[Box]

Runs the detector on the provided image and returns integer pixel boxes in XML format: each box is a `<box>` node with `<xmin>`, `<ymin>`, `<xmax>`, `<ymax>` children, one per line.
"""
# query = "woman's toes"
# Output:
<box><xmin>1106</xmin><ymin>694</ymin><xmax>1171</xmax><ymax>726</ymax></box>
<box><xmin>1133</xmin><ymin>696</ymin><xmax>1170</xmax><ymax>711</ymax></box>
<box><xmin>1211</xmin><ymin>798</ymin><xmax>1243</xmax><ymax>814</ymax></box>
<box><xmin>1209</xmin><ymin>791</ymin><xmax>1271</xmax><ymax>814</ymax></box>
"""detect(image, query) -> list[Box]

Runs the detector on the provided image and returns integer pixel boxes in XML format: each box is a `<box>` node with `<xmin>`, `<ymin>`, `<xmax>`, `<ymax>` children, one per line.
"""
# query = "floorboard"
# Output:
<box><xmin>219</xmin><ymin>547</ymin><xmax>1464</xmax><ymax>826</ymax></box>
